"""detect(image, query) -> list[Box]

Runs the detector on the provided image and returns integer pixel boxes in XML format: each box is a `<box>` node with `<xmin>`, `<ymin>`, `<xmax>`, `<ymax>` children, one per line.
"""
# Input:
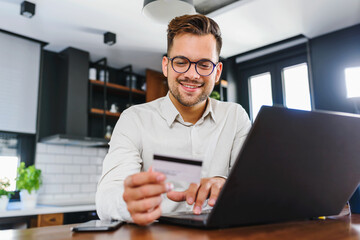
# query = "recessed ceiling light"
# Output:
<box><xmin>20</xmin><ymin>1</ymin><xmax>36</xmax><ymax>18</ymax></box>
<box><xmin>104</xmin><ymin>32</ymin><xmax>116</xmax><ymax>46</ymax></box>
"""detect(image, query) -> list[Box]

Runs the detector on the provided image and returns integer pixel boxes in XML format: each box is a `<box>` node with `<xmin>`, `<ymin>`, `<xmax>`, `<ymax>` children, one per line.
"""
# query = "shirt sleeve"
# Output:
<box><xmin>96</xmin><ymin>110</ymin><xmax>142</xmax><ymax>222</ymax></box>
<box><xmin>229</xmin><ymin>105</ymin><xmax>252</xmax><ymax>170</ymax></box>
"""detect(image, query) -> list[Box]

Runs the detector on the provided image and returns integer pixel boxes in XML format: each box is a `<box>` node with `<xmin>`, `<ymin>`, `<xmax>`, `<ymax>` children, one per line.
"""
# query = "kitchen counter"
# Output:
<box><xmin>0</xmin><ymin>202</ymin><xmax>96</xmax><ymax>218</ymax></box>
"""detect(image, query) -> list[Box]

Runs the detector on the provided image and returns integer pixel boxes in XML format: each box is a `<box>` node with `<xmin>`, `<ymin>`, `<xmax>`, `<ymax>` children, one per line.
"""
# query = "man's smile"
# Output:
<box><xmin>177</xmin><ymin>80</ymin><xmax>204</xmax><ymax>90</ymax></box>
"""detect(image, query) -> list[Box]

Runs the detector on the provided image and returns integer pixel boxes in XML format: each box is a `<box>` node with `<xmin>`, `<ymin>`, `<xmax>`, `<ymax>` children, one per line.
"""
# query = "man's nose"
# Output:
<box><xmin>183</xmin><ymin>63</ymin><xmax>200</xmax><ymax>79</ymax></box>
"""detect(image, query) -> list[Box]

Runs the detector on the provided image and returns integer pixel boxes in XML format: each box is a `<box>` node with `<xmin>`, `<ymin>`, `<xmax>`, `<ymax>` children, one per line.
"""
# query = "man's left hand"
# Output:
<box><xmin>166</xmin><ymin>177</ymin><xmax>226</xmax><ymax>214</ymax></box>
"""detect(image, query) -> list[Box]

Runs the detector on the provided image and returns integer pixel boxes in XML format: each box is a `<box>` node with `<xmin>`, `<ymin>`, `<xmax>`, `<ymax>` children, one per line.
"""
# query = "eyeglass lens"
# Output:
<box><xmin>172</xmin><ymin>57</ymin><xmax>214</xmax><ymax>76</ymax></box>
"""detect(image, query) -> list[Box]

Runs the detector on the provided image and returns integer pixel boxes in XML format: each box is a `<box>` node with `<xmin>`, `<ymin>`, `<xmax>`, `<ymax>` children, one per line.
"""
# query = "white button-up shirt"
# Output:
<box><xmin>96</xmin><ymin>93</ymin><xmax>251</xmax><ymax>222</ymax></box>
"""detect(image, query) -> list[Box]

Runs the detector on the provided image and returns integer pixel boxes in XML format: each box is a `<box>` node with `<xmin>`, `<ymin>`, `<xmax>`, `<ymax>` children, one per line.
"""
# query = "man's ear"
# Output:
<box><xmin>215</xmin><ymin>62</ymin><xmax>223</xmax><ymax>84</ymax></box>
<box><xmin>162</xmin><ymin>56</ymin><xmax>168</xmax><ymax>77</ymax></box>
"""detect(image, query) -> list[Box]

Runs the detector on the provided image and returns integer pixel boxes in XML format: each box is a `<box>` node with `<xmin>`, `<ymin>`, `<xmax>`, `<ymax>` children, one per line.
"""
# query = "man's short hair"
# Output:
<box><xmin>167</xmin><ymin>14</ymin><xmax>222</xmax><ymax>57</ymax></box>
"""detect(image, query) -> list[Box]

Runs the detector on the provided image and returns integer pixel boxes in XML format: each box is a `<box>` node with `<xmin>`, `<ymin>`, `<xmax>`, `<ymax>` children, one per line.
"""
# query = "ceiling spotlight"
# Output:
<box><xmin>104</xmin><ymin>32</ymin><xmax>116</xmax><ymax>46</ymax></box>
<box><xmin>20</xmin><ymin>1</ymin><xmax>35</xmax><ymax>18</ymax></box>
<box><xmin>143</xmin><ymin>0</ymin><xmax>196</xmax><ymax>24</ymax></box>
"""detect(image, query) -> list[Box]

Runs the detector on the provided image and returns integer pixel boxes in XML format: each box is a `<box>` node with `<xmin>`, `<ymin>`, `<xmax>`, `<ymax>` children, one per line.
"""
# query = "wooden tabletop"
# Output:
<box><xmin>2</xmin><ymin>213</ymin><xmax>360</xmax><ymax>240</ymax></box>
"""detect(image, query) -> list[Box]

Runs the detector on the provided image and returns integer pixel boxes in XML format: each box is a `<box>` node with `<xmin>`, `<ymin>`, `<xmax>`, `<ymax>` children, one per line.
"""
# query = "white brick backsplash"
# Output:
<box><xmin>71</xmin><ymin>193</ymin><xmax>91</xmax><ymax>199</ymax></box>
<box><xmin>63</xmin><ymin>165</ymin><xmax>81</xmax><ymax>174</ymax></box>
<box><xmin>35</xmin><ymin>143</ymin><xmax>109</xmax><ymax>203</ymax></box>
<box><xmin>44</xmin><ymin>184</ymin><xmax>63</xmax><ymax>194</ymax></box>
<box><xmin>97</xmin><ymin>148</ymin><xmax>108</xmax><ymax>157</ymax></box>
<box><xmin>47</xmin><ymin>145</ymin><xmax>65</xmax><ymax>154</ymax></box>
<box><xmin>82</xmin><ymin>147</ymin><xmax>98</xmax><ymax>156</ymax></box>
<box><xmin>42</xmin><ymin>174</ymin><xmax>54</xmax><ymax>184</ymax></box>
<box><xmin>90</xmin><ymin>156</ymin><xmax>103</xmax><ymax>165</ymax></box>
<box><xmin>56</xmin><ymin>174</ymin><xmax>73</xmax><ymax>183</ymax></box>
<box><xmin>73</xmin><ymin>175</ymin><xmax>89</xmax><ymax>183</ymax></box>
<box><xmin>37</xmin><ymin>185</ymin><xmax>45</xmax><ymax>194</ymax></box>
<box><xmin>63</xmin><ymin>184</ymin><xmax>80</xmax><ymax>193</ymax></box>
<box><xmin>89</xmin><ymin>175</ymin><xmax>100</xmax><ymax>183</ymax></box>
<box><xmin>46</xmin><ymin>164</ymin><xmax>64</xmax><ymax>174</ymax></box>
<box><xmin>53</xmin><ymin>194</ymin><xmax>72</xmax><ymax>200</ymax></box>
<box><xmin>55</xmin><ymin>155</ymin><xmax>72</xmax><ymax>164</ymax></box>
<box><xmin>38</xmin><ymin>194</ymin><xmax>54</xmax><ymax>202</ymax></box>
<box><xmin>36</xmin><ymin>143</ymin><xmax>47</xmax><ymax>153</ymax></box>
<box><xmin>81</xmin><ymin>184</ymin><xmax>97</xmax><ymax>193</ymax></box>
<box><xmin>72</xmin><ymin>156</ymin><xmax>89</xmax><ymax>165</ymax></box>
<box><xmin>36</xmin><ymin>164</ymin><xmax>47</xmax><ymax>172</ymax></box>
<box><xmin>81</xmin><ymin>165</ymin><xmax>96</xmax><ymax>174</ymax></box>
<box><xmin>36</xmin><ymin>154</ymin><xmax>55</xmax><ymax>164</ymax></box>
<box><xmin>65</xmin><ymin>146</ymin><xmax>82</xmax><ymax>155</ymax></box>
<box><xmin>88</xmin><ymin>193</ymin><xmax>96</xmax><ymax>202</ymax></box>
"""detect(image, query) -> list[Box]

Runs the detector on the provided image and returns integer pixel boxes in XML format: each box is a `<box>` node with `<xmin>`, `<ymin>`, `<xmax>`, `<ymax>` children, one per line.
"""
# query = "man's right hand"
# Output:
<box><xmin>123</xmin><ymin>170</ymin><xmax>173</xmax><ymax>225</ymax></box>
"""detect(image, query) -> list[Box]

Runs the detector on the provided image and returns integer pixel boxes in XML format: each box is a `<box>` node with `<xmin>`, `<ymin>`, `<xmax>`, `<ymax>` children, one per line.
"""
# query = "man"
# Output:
<box><xmin>96</xmin><ymin>14</ymin><xmax>251</xmax><ymax>226</ymax></box>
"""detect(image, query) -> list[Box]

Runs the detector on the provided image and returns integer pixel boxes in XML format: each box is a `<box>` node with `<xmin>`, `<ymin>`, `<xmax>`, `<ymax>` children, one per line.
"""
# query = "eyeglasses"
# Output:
<box><xmin>167</xmin><ymin>56</ymin><xmax>218</xmax><ymax>76</ymax></box>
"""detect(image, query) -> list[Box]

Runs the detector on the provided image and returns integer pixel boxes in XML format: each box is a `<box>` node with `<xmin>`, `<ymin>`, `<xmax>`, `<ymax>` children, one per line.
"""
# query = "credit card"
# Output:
<box><xmin>153</xmin><ymin>154</ymin><xmax>202</xmax><ymax>184</ymax></box>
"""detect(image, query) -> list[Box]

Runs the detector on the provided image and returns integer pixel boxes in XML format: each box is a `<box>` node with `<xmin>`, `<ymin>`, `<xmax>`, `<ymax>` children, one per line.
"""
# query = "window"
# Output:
<box><xmin>345</xmin><ymin>67</ymin><xmax>360</xmax><ymax>98</ymax></box>
<box><xmin>234</xmin><ymin>37</ymin><xmax>313</xmax><ymax>118</ymax></box>
<box><xmin>0</xmin><ymin>157</ymin><xmax>19</xmax><ymax>191</ymax></box>
<box><xmin>282</xmin><ymin>63</ymin><xmax>312</xmax><ymax>111</ymax></box>
<box><xmin>248</xmin><ymin>72</ymin><xmax>273</xmax><ymax>121</ymax></box>
<box><xmin>0</xmin><ymin>134</ymin><xmax>19</xmax><ymax>191</ymax></box>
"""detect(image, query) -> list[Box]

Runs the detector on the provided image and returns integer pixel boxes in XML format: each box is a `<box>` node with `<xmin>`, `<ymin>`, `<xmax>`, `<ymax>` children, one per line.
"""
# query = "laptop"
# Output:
<box><xmin>159</xmin><ymin>106</ymin><xmax>360</xmax><ymax>228</ymax></box>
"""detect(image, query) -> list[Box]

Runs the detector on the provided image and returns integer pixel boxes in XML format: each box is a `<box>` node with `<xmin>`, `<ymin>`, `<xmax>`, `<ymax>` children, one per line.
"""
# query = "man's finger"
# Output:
<box><xmin>167</xmin><ymin>190</ymin><xmax>186</xmax><ymax>202</ymax></box>
<box><xmin>124</xmin><ymin>171</ymin><xmax>165</xmax><ymax>188</ymax></box>
<box><xmin>185</xmin><ymin>183</ymin><xmax>200</xmax><ymax>205</ymax></box>
<box><xmin>208</xmin><ymin>183</ymin><xmax>222</xmax><ymax>206</ymax></box>
<box><xmin>124</xmin><ymin>182</ymin><xmax>173</xmax><ymax>201</ymax></box>
<box><xmin>131</xmin><ymin>205</ymin><xmax>162</xmax><ymax>226</ymax></box>
<box><xmin>127</xmin><ymin>195</ymin><xmax>162</xmax><ymax>214</ymax></box>
<box><xmin>193</xmin><ymin>183</ymin><xmax>211</xmax><ymax>214</ymax></box>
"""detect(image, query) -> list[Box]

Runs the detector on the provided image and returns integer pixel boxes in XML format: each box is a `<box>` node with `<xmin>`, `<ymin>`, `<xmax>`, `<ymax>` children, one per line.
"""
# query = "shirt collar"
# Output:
<box><xmin>201</xmin><ymin>97</ymin><xmax>216</xmax><ymax>124</ymax></box>
<box><xmin>160</xmin><ymin>93</ymin><xmax>180</xmax><ymax>127</ymax></box>
<box><xmin>160</xmin><ymin>92</ymin><xmax>217</xmax><ymax>127</ymax></box>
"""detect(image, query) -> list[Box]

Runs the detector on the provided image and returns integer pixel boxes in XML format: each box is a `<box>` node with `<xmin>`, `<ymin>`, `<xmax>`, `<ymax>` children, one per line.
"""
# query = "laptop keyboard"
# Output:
<box><xmin>161</xmin><ymin>209</ymin><xmax>211</xmax><ymax>221</ymax></box>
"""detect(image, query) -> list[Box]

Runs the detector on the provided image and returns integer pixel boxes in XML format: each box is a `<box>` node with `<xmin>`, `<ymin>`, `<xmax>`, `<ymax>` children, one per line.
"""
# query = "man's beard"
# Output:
<box><xmin>168</xmin><ymin>78</ymin><xmax>211</xmax><ymax>107</ymax></box>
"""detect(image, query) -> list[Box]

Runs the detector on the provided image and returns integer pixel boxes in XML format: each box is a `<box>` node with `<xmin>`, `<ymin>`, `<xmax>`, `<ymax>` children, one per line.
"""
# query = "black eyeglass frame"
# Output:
<box><xmin>167</xmin><ymin>56</ymin><xmax>219</xmax><ymax>77</ymax></box>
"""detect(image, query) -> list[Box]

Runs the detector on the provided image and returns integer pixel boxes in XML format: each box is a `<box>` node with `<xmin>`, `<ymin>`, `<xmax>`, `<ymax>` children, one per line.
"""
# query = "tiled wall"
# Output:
<box><xmin>35</xmin><ymin>143</ymin><xmax>108</xmax><ymax>205</ymax></box>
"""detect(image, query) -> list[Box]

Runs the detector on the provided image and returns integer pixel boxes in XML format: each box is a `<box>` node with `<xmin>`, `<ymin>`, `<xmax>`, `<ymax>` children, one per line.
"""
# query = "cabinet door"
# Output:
<box><xmin>146</xmin><ymin>69</ymin><xmax>168</xmax><ymax>102</ymax></box>
<box><xmin>37</xmin><ymin>213</ymin><xmax>64</xmax><ymax>227</ymax></box>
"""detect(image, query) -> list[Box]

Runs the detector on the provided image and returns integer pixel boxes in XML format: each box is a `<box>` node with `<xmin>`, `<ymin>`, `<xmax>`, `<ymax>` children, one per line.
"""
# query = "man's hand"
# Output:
<box><xmin>123</xmin><ymin>170</ymin><xmax>173</xmax><ymax>225</ymax></box>
<box><xmin>166</xmin><ymin>177</ymin><xmax>226</xmax><ymax>214</ymax></box>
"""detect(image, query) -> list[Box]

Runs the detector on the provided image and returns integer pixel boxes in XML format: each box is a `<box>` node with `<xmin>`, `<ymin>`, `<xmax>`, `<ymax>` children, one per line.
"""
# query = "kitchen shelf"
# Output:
<box><xmin>90</xmin><ymin>108</ymin><xmax>121</xmax><ymax>118</ymax></box>
<box><xmin>89</xmin><ymin>79</ymin><xmax>145</xmax><ymax>95</ymax></box>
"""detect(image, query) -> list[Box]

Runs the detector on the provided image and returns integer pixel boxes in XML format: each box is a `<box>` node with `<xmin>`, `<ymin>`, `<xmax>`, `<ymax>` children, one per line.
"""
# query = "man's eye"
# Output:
<box><xmin>174</xmin><ymin>61</ymin><xmax>187</xmax><ymax>66</ymax></box>
<box><xmin>198</xmin><ymin>62</ymin><xmax>212</xmax><ymax>69</ymax></box>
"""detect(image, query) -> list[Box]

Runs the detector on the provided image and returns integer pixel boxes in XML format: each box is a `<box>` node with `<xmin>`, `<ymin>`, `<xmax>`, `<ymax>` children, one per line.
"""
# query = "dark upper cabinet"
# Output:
<box><xmin>38</xmin><ymin>47</ymin><xmax>104</xmax><ymax>145</ymax></box>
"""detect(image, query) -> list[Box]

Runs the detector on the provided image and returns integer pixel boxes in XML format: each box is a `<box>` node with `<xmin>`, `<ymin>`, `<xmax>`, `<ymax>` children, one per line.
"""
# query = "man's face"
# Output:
<box><xmin>162</xmin><ymin>33</ymin><xmax>223</xmax><ymax>107</ymax></box>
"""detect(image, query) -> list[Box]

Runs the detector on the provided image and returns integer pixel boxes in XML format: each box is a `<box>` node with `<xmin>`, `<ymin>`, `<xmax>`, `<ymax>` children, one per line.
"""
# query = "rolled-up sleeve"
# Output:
<box><xmin>96</xmin><ymin>110</ymin><xmax>142</xmax><ymax>222</ymax></box>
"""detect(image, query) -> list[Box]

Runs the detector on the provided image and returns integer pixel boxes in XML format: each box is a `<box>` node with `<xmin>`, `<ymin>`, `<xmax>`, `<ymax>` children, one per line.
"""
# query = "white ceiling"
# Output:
<box><xmin>0</xmin><ymin>0</ymin><xmax>359</xmax><ymax>75</ymax></box>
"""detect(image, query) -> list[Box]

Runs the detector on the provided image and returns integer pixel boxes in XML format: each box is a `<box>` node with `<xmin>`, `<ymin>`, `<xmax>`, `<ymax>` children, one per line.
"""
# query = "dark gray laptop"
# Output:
<box><xmin>160</xmin><ymin>106</ymin><xmax>360</xmax><ymax>228</ymax></box>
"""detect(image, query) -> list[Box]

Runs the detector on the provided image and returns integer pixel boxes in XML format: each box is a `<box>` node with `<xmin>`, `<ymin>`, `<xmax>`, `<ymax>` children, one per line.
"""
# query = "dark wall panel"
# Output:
<box><xmin>309</xmin><ymin>24</ymin><xmax>360</xmax><ymax>113</ymax></box>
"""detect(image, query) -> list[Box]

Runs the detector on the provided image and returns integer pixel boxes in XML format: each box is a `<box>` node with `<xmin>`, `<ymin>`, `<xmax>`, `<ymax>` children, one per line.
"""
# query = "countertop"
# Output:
<box><xmin>0</xmin><ymin>202</ymin><xmax>96</xmax><ymax>218</ymax></box>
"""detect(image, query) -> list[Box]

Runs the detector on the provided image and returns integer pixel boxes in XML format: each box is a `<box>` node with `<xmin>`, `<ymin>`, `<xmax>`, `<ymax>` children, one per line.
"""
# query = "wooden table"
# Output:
<box><xmin>2</xmin><ymin>213</ymin><xmax>360</xmax><ymax>240</ymax></box>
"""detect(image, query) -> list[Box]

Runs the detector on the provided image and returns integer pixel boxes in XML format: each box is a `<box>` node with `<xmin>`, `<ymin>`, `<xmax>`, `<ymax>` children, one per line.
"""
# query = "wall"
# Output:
<box><xmin>310</xmin><ymin>24</ymin><xmax>360</xmax><ymax>113</ymax></box>
<box><xmin>226</xmin><ymin>24</ymin><xmax>360</xmax><ymax>114</ymax></box>
<box><xmin>35</xmin><ymin>143</ymin><xmax>107</xmax><ymax>205</ymax></box>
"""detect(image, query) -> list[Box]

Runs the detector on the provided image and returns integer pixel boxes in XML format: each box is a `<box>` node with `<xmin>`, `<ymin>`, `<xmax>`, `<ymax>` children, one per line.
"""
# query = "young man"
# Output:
<box><xmin>96</xmin><ymin>14</ymin><xmax>251</xmax><ymax>226</ymax></box>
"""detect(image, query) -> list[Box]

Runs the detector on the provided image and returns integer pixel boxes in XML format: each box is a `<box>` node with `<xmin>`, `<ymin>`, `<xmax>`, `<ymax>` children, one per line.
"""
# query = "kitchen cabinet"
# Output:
<box><xmin>30</xmin><ymin>213</ymin><xmax>64</xmax><ymax>227</ymax></box>
<box><xmin>88</xmin><ymin>60</ymin><xmax>146</xmax><ymax>139</ymax></box>
<box><xmin>0</xmin><ymin>203</ymin><xmax>98</xmax><ymax>230</ymax></box>
<box><xmin>39</xmin><ymin>48</ymin><xmax>90</xmax><ymax>141</ymax></box>
<box><xmin>146</xmin><ymin>69</ymin><xmax>168</xmax><ymax>102</ymax></box>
